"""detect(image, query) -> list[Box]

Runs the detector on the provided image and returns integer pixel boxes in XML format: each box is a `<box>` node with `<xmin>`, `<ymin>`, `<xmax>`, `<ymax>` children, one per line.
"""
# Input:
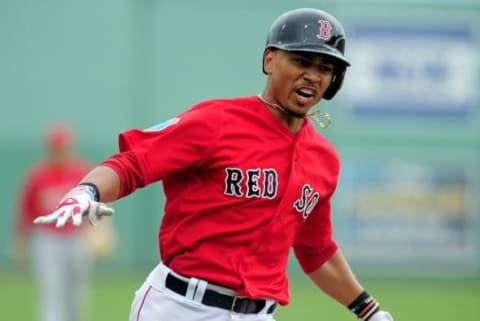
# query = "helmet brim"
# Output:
<box><xmin>267</xmin><ymin>44</ymin><xmax>351</xmax><ymax>67</ymax></box>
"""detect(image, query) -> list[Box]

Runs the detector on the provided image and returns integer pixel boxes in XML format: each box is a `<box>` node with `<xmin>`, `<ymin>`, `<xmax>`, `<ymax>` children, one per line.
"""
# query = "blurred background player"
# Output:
<box><xmin>11</xmin><ymin>123</ymin><xmax>93</xmax><ymax>321</ymax></box>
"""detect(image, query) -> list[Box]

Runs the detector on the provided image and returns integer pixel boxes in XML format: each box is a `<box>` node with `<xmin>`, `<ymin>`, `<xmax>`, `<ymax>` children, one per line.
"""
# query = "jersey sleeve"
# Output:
<box><xmin>117</xmin><ymin>104</ymin><xmax>221</xmax><ymax>186</ymax></box>
<box><xmin>292</xmin><ymin>190</ymin><xmax>338</xmax><ymax>274</ymax></box>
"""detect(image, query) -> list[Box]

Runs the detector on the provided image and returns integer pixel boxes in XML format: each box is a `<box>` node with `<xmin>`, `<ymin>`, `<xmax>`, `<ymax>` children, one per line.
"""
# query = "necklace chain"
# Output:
<box><xmin>257</xmin><ymin>94</ymin><xmax>332</xmax><ymax>129</ymax></box>
<box><xmin>257</xmin><ymin>94</ymin><xmax>288</xmax><ymax>114</ymax></box>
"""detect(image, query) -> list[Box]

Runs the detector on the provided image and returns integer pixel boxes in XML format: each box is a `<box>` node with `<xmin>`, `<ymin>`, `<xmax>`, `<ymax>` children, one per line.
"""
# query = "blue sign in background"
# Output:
<box><xmin>343</xmin><ymin>24</ymin><xmax>477</xmax><ymax>118</ymax></box>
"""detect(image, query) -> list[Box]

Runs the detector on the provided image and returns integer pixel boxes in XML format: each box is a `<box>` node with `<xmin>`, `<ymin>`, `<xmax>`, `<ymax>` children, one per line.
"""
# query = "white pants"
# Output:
<box><xmin>32</xmin><ymin>231</ymin><xmax>91</xmax><ymax>321</ymax></box>
<box><xmin>129</xmin><ymin>262</ymin><xmax>277</xmax><ymax>321</ymax></box>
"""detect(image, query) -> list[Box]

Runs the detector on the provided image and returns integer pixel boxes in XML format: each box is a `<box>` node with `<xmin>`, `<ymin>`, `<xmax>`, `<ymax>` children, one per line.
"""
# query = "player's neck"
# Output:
<box><xmin>257</xmin><ymin>94</ymin><xmax>303</xmax><ymax>134</ymax></box>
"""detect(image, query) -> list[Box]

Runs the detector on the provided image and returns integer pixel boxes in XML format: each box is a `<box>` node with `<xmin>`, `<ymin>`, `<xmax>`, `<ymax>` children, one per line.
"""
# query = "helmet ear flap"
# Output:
<box><xmin>323</xmin><ymin>66</ymin><xmax>346</xmax><ymax>100</ymax></box>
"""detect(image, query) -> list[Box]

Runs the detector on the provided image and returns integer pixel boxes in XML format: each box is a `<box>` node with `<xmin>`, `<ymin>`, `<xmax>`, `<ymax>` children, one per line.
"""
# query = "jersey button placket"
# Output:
<box><xmin>292</xmin><ymin>144</ymin><xmax>297</xmax><ymax>164</ymax></box>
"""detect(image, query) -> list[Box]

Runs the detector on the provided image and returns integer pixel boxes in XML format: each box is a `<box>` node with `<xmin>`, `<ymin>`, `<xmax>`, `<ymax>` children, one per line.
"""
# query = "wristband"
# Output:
<box><xmin>348</xmin><ymin>291</ymin><xmax>380</xmax><ymax>321</ymax></box>
<box><xmin>78</xmin><ymin>182</ymin><xmax>100</xmax><ymax>202</ymax></box>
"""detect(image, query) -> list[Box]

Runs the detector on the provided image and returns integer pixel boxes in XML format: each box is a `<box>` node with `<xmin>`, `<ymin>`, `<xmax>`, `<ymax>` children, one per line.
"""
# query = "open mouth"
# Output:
<box><xmin>294</xmin><ymin>87</ymin><xmax>316</xmax><ymax>105</ymax></box>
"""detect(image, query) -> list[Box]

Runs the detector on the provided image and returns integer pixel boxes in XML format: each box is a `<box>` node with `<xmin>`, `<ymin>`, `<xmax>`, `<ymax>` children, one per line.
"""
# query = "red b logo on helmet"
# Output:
<box><xmin>316</xmin><ymin>19</ymin><xmax>332</xmax><ymax>40</ymax></box>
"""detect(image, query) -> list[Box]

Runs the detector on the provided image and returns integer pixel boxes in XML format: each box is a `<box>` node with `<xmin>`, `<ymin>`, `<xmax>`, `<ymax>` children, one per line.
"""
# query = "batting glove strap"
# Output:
<box><xmin>348</xmin><ymin>291</ymin><xmax>380</xmax><ymax>321</ymax></box>
<box><xmin>79</xmin><ymin>182</ymin><xmax>100</xmax><ymax>201</ymax></box>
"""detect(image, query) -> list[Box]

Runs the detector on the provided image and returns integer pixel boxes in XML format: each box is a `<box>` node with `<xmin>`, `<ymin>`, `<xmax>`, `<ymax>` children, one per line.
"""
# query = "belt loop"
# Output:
<box><xmin>230</xmin><ymin>296</ymin><xmax>238</xmax><ymax>313</ymax></box>
<box><xmin>185</xmin><ymin>277</ymin><xmax>199</xmax><ymax>300</ymax></box>
<box><xmin>193</xmin><ymin>280</ymin><xmax>207</xmax><ymax>302</ymax></box>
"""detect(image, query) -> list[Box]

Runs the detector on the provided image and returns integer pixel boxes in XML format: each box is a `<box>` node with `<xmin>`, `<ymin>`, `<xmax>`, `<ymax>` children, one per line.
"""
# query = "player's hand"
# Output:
<box><xmin>33</xmin><ymin>185</ymin><xmax>114</xmax><ymax>227</ymax></box>
<box><xmin>368</xmin><ymin>311</ymin><xmax>393</xmax><ymax>321</ymax></box>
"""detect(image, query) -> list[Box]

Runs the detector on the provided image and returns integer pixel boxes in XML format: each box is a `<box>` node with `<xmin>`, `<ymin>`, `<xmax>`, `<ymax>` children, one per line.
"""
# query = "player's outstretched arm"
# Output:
<box><xmin>308</xmin><ymin>249</ymin><xmax>393</xmax><ymax>321</ymax></box>
<box><xmin>33</xmin><ymin>166</ymin><xmax>120</xmax><ymax>227</ymax></box>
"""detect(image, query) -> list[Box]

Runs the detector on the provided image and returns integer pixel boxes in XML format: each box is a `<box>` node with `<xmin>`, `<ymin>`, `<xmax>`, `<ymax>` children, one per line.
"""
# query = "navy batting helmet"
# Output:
<box><xmin>263</xmin><ymin>8</ymin><xmax>350</xmax><ymax>100</ymax></box>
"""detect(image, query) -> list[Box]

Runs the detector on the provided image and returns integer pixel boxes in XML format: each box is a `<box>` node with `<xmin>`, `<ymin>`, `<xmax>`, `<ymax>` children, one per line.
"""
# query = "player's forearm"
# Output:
<box><xmin>308</xmin><ymin>248</ymin><xmax>363</xmax><ymax>306</ymax></box>
<box><xmin>80</xmin><ymin>165</ymin><xmax>120</xmax><ymax>203</ymax></box>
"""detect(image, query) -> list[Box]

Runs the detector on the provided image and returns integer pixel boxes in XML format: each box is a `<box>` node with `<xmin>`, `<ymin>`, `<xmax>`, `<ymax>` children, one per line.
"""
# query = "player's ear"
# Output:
<box><xmin>263</xmin><ymin>49</ymin><xmax>275</xmax><ymax>75</ymax></box>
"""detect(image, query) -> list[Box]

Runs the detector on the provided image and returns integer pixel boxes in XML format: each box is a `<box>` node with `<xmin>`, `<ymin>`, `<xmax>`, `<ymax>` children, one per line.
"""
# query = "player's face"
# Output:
<box><xmin>264</xmin><ymin>49</ymin><xmax>335</xmax><ymax>115</ymax></box>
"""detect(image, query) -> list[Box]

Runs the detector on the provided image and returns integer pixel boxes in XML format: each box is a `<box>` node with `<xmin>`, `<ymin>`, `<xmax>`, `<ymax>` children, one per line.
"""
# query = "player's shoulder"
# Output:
<box><xmin>28</xmin><ymin>161</ymin><xmax>49</xmax><ymax>175</ymax></box>
<box><xmin>23</xmin><ymin>161</ymin><xmax>52</xmax><ymax>183</ymax></box>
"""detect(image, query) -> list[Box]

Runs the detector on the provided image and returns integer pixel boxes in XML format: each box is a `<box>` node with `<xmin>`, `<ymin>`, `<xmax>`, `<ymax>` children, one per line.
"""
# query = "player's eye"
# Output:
<box><xmin>318</xmin><ymin>64</ymin><xmax>334</xmax><ymax>73</ymax></box>
<box><xmin>293</xmin><ymin>57</ymin><xmax>310</xmax><ymax>68</ymax></box>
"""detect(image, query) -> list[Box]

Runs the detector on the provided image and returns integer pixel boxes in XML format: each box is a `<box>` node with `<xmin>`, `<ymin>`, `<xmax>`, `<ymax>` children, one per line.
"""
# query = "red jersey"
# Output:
<box><xmin>104</xmin><ymin>96</ymin><xmax>339</xmax><ymax>305</ymax></box>
<box><xmin>18</xmin><ymin>159</ymin><xmax>91</xmax><ymax>234</ymax></box>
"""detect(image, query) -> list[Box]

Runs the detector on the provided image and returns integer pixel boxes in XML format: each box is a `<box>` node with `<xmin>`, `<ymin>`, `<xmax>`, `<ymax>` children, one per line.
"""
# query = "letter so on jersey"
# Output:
<box><xmin>293</xmin><ymin>184</ymin><xmax>319</xmax><ymax>219</ymax></box>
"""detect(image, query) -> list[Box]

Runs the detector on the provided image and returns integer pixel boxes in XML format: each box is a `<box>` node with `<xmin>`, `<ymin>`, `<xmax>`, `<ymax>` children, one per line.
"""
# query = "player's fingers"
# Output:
<box><xmin>33</xmin><ymin>211</ymin><xmax>60</xmax><ymax>224</ymax></box>
<box><xmin>71</xmin><ymin>212</ymin><xmax>83</xmax><ymax>226</ymax></box>
<box><xmin>33</xmin><ymin>215</ymin><xmax>52</xmax><ymax>224</ymax></box>
<box><xmin>55</xmin><ymin>209</ymin><xmax>72</xmax><ymax>228</ymax></box>
<box><xmin>70</xmin><ymin>204</ymin><xmax>87</xmax><ymax>226</ymax></box>
<box><xmin>87</xmin><ymin>202</ymin><xmax>100</xmax><ymax>226</ymax></box>
<box><xmin>98</xmin><ymin>205</ymin><xmax>115</xmax><ymax>217</ymax></box>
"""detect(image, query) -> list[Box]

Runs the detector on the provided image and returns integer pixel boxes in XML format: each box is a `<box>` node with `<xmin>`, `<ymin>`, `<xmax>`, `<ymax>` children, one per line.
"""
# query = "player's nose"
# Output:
<box><xmin>302</xmin><ymin>67</ymin><xmax>322</xmax><ymax>84</ymax></box>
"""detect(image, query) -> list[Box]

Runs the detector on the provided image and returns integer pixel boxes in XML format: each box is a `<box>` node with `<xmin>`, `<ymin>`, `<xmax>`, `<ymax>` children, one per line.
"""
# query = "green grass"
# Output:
<box><xmin>280</xmin><ymin>276</ymin><xmax>480</xmax><ymax>321</ymax></box>
<box><xmin>2</xmin><ymin>272</ymin><xmax>479</xmax><ymax>321</ymax></box>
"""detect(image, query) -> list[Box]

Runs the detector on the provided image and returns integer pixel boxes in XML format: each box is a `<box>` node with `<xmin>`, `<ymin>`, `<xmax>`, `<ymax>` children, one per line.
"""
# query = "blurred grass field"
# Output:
<box><xmin>2</xmin><ymin>271</ymin><xmax>479</xmax><ymax>321</ymax></box>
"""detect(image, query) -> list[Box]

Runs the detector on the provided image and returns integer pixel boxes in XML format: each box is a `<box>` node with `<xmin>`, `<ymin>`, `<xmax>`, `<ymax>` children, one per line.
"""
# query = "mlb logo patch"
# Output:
<box><xmin>144</xmin><ymin>117</ymin><xmax>180</xmax><ymax>131</ymax></box>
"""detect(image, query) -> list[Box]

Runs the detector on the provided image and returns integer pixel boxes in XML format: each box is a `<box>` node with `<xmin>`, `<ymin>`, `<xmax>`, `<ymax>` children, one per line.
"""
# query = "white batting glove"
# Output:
<box><xmin>33</xmin><ymin>185</ymin><xmax>114</xmax><ymax>227</ymax></box>
<box><xmin>368</xmin><ymin>311</ymin><xmax>394</xmax><ymax>321</ymax></box>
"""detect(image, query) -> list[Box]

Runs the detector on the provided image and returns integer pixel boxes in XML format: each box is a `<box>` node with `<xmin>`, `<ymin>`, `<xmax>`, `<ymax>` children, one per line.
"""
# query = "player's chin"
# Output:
<box><xmin>293</xmin><ymin>101</ymin><xmax>318</xmax><ymax>116</ymax></box>
<box><xmin>289</xmin><ymin>106</ymin><xmax>310</xmax><ymax>118</ymax></box>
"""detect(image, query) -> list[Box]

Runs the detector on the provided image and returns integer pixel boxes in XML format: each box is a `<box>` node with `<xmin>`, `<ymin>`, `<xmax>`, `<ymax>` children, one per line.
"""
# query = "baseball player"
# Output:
<box><xmin>33</xmin><ymin>8</ymin><xmax>394</xmax><ymax>321</ymax></box>
<box><xmin>12</xmin><ymin>123</ymin><xmax>92</xmax><ymax>321</ymax></box>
